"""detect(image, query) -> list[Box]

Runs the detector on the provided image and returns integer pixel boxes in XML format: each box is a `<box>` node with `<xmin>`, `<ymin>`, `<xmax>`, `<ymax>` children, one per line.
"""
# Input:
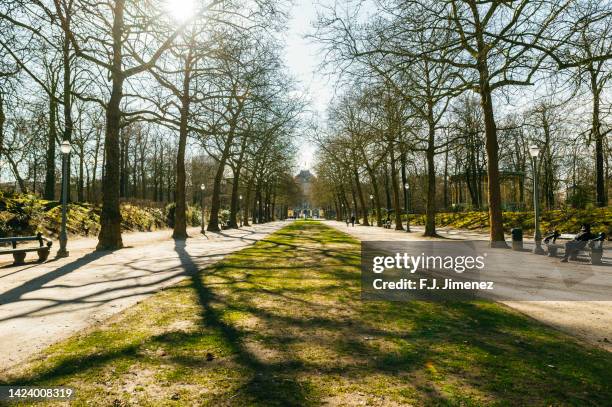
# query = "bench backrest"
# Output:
<box><xmin>0</xmin><ymin>233</ymin><xmax>52</xmax><ymax>248</ymax></box>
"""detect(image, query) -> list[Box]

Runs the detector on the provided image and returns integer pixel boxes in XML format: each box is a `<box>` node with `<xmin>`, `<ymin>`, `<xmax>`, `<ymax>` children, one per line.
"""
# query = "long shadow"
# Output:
<box><xmin>0</xmin><ymin>251</ymin><xmax>110</xmax><ymax>306</ymax></box>
<box><xmin>0</xmin><ymin>244</ymin><xmax>248</xmax><ymax>323</ymax></box>
<box><xmin>173</xmin><ymin>238</ymin><xmax>317</xmax><ymax>405</ymax></box>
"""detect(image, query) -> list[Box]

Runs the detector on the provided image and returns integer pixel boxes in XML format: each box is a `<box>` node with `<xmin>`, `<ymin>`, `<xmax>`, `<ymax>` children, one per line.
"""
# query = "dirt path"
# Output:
<box><xmin>326</xmin><ymin>220</ymin><xmax>612</xmax><ymax>351</ymax></box>
<box><xmin>0</xmin><ymin>221</ymin><xmax>288</xmax><ymax>371</ymax></box>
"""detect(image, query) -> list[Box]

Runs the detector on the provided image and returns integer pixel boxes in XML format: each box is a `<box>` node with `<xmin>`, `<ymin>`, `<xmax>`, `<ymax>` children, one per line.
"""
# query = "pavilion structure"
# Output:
<box><xmin>289</xmin><ymin>169</ymin><xmax>324</xmax><ymax>219</ymax></box>
<box><xmin>449</xmin><ymin>170</ymin><xmax>525</xmax><ymax>211</ymax></box>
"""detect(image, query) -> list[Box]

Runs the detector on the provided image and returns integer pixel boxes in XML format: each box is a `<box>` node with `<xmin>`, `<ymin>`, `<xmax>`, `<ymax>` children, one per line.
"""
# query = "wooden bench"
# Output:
<box><xmin>0</xmin><ymin>233</ymin><xmax>53</xmax><ymax>265</ymax></box>
<box><xmin>543</xmin><ymin>232</ymin><xmax>606</xmax><ymax>265</ymax></box>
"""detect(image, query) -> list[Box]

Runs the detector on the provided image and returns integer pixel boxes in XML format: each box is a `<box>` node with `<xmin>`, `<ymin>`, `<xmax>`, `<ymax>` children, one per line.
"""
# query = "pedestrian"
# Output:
<box><xmin>351</xmin><ymin>215</ymin><xmax>356</xmax><ymax>227</ymax></box>
<box><xmin>345</xmin><ymin>217</ymin><xmax>349</xmax><ymax>227</ymax></box>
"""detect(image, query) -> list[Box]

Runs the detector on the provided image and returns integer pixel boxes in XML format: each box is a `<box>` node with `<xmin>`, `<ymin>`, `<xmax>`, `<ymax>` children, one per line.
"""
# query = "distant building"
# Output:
<box><xmin>292</xmin><ymin>169</ymin><xmax>323</xmax><ymax>218</ymax></box>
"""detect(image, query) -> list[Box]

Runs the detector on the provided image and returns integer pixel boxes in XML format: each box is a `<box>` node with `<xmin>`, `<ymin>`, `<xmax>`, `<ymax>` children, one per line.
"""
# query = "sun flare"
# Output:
<box><xmin>165</xmin><ymin>0</ymin><xmax>197</xmax><ymax>23</ymax></box>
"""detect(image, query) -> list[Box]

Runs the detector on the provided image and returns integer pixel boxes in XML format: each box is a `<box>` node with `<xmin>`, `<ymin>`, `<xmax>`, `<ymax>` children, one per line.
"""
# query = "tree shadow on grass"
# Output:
<box><xmin>173</xmin><ymin>238</ymin><xmax>317</xmax><ymax>406</ymax></box>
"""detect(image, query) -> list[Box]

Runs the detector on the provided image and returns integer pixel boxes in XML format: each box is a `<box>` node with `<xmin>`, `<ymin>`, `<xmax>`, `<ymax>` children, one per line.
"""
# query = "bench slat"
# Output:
<box><xmin>0</xmin><ymin>236</ymin><xmax>41</xmax><ymax>243</ymax></box>
<box><xmin>0</xmin><ymin>247</ymin><xmax>48</xmax><ymax>255</ymax></box>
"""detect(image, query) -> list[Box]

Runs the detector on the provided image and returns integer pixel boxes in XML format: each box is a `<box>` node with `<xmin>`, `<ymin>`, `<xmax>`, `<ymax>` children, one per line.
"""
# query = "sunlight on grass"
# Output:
<box><xmin>1</xmin><ymin>220</ymin><xmax>611</xmax><ymax>406</ymax></box>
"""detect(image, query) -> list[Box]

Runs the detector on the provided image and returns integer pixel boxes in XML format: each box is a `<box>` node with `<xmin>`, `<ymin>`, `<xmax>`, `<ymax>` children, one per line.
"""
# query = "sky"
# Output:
<box><xmin>282</xmin><ymin>0</ymin><xmax>332</xmax><ymax>172</ymax></box>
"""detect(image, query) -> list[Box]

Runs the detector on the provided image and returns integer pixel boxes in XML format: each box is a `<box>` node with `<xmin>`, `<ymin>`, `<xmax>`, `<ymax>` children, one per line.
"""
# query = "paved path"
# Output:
<box><xmin>0</xmin><ymin>222</ymin><xmax>288</xmax><ymax>371</ymax></box>
<box><xmin>326</xmin><ymin>220</ymin><xmax>612</xmax><ymax>352</ymax></box>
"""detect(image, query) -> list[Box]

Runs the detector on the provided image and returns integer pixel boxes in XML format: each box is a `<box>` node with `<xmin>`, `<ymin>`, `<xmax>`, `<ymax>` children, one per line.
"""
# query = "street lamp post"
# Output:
<box><xmin>256</xmin><ymin>200</ymin><xmax>260</xmax><ymax>224</ymax></box>
<box><xmin>200</xmin><ymin>184</ymin><xmax>206</xmax><ymax>235</ymax></box>
<box><xmin>57</xmin><ymin>140</ymin><xmax>71</xmax><ymax>258</ymax></box>
<box><xmin>529</xmin><ymin>145</ymin><xmax>544</xmax><ymax>254</ymax></box>
<box><xmin>404</xmin><ymin>183</ymin><xmax>411</xmax><ymax>232</ymax></box>
<box><xmin>369</xmin><ymin>194</ymin><xmax>374</xmax><ymax>226</ymax></box>
<box><xmin>239</xmin><ymin>195</ymin><xmax>243</xmax><ymax>227</ymax></box>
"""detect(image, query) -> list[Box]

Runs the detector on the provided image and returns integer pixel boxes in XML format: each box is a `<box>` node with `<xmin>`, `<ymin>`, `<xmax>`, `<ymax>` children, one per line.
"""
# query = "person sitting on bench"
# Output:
<box><xmin>561</xmin><ymin>224</ymin><xmax>594</xmax><ymax>262</ymax></box>
<box><xmin>384</xmin><ymin>216</ymin><xmax>392</xmax><ymax>228</ymax></box>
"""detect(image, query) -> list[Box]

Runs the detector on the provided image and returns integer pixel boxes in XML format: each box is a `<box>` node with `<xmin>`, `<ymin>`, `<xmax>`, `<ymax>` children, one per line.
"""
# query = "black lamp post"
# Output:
<box><xmin>57</xmin><ymin>140</ymin><xmax>71</xmax><ymax>258</ymax></box>
<box><xmin>529</xmin><ymin>145</ymin><xmax>544</xmax><ymax>254</ymax></box>
<box><xmin>200</xmin><ymin>184</ymin><xmax>206</xmax><ymax>235</ymax></box>
<box><xmin>239</xmin><ymin>195</ymin><xmax>243</xmax><ymax>227</ymax></box>
<box><xmin>369</xmin><ymin>194</ymin><xmax>374</xmax><ymax>226</ymax></box>
<box><xmin>404</xmin><ymin>182</ymin><xmax>411</xmax><ymax>232</ymax></box>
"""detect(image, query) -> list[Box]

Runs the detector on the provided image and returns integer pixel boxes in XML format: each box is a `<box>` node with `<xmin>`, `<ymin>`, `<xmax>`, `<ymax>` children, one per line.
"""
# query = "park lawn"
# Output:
<box><xmin>1</xmin><ymin>220</ymin><xmax>611</xmax><ymax>406</ymax></box>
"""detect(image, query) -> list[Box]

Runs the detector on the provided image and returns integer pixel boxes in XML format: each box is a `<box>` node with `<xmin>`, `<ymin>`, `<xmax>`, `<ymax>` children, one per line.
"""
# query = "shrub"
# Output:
<box><xmin>0</xmin><ymin>193</ymin><xmax>178</xmax><ymax>237</ymax></box>
<box><xmin>408</xmin><ymin>207</ymin><xmax>611</xmax><ymax>236</ymax></box>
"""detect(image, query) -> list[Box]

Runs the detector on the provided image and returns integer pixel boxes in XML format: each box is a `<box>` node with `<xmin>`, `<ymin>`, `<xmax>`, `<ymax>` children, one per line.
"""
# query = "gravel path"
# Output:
<box><xmin>326</xmin><ymin>220</ymin><xmax>612</xmax><ymax>352</ymax></box>
<box><xmin>0</xmin><ymin>222</ymin><xmax>288</xmax><ymax>371</ymax></box>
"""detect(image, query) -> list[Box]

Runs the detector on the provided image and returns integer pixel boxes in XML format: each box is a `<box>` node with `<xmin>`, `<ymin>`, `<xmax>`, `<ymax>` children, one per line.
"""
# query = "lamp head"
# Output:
<box><xmin>60</xmin><ymin>140</ymin><xmax>72</xmax><ymax>155</ymax></box>
<box><xmin>404</xmin><ymin>183</ymin><xmax>409</xmax><ymax>189</ymax></box>
<box><xmin>528</xmin><ymin>145</ymin><xmax>540</xmax><ymax>158</ymax></box>
<box><xmin>369</xmin><ymin>194</ymin><xmax>373</xmax><ymax>199</ymax></box>
<box><xmin>200</xmin><ymin>184</ymin><xmax>205</xmax><ymax>191</ymax></box>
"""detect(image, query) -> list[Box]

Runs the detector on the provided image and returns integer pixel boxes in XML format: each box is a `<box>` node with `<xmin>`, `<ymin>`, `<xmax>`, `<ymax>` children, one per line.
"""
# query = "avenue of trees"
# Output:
<box><xmin>312</xmin><ymin>0</ymin><xmax>612</xmax><ymax>243</ymax></box>
<box><xmin>0</xmin><ymin>0</ymin><xmax>303</xmax><ymax>249</ymax></box>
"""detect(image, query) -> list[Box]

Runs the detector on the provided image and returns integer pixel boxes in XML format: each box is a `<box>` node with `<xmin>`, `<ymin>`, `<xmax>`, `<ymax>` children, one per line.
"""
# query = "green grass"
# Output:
<box><xmin>2</xmin><ymin>220</ymin><xmax>611</xmax><ymax>406</ymax></box>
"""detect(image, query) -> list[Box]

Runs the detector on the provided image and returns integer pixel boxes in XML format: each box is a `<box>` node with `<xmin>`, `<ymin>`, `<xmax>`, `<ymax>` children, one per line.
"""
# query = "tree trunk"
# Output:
<box><xmin>383</xmin><ymin>160</ymin><xmax>392</xmax><ymax>211</ymax></box>
<box><xmin>334</xmin><ymin>195</ymin><xmax>341</xmax><ymax>221</ymax></box>
<box><xmin>97</xmin><ymin>1</ymin><xmax>125</xmax><ymax>251</ymax></box>
<box><xmin>208</xmin><ymin>161</ymin><xmax>226</xmax><ymax>232</ymax></box>
<box><xmin>388</xmin><ymin>142</ymin><xmax>404</xmax><ymax>231</ymax></box>
<box><xmin>78</xmin><ymin>146</ymin><xmax>84</xmax><ymax>202</ymax></box>
<box><xmin>229</xmin><ymin>137</ymin><xmax>247</xmax><ymax>228</ymax></box>
<box><xmin>349</xmin><ymin>183</ymin><xmax>357</xmax><ymax>219</ymax></box>
<box><xmin>91</xmin><ymin>129</ymin><xmax>101</xmax><ymax>202</ymax></box>
<box><xmin>353</xmin><ymin>166</ymin><xmax>369</xmax><ymax>226</ymax></box>
<box><xmin>359</xmin><ymin>145</ymin><xmax>382</xmax><ymax>226</ymax></box>
<box><xmin>208</xmin><ymin>122</ymin><xmax>239</xmax><ymax>231</ymax></box>
<box><xmin>424</xmin><ymin>116</ymin><xmax>436</xmax><ymax>236</ymax></box>
<box><xmin>243</xmin><ymin>182</ymin><xmax>251</xmax><ymax>226</ymax></box>
<box><xmin>61</xmin><ymin>29</ymin><xmax>73</xmax><ymax>202</ymax></box>
<box><xmin>44</xmin><ymin>94</ymin><xmax>57</xmax><ymax>200</ymax></box>
<box><xmin>478</xmin><ymin>62</ymin><xmax>506</xmax><ymax>245</ymax></box>
<box><xmin>229</xmin><ymin>173</ymin><xmax>240</xmax><ymax>228</ymax></box>
<box><xmin>443</xmin><ymin>144</ymin><xmax>449</xmax><ymax>210</ymax></box>
<box><xmin>0</xmin><ymin>93</ymin><xmax>4</xmax><ymax>164</ymax></box>
<box><xmin>257</xmin><ymin>188</ymin><xmax>263</xmax><ymax>223</ymax></box>
<box><xmin>591</xmin><ymin>71</ymin><xmax>605</xmax><ymax>207</ymax></box>
<box><xmin>173</xmin><ymin>50</ymin><xmax>193</xmax><ymax>240</ymax></box>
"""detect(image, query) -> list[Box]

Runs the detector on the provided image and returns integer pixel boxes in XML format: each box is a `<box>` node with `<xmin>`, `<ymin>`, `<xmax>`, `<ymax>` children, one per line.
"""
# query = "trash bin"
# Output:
<box><xmin>511</xmin><ymin>228</ymin><xmax>523</xmax><ymax>251</ymax></box>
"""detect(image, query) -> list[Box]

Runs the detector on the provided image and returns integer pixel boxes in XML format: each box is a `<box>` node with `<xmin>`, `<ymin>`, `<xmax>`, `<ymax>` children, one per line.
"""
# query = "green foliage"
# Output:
<box><xmin>165</xmin><ymin>202</ymin><xmax>202</xmax><ymax>228</ymax></box>
<box><xmin>408</xmin><ymin>207</ymin><xmax>612</xmax><ymax>235</ymax></box>
<box><xmin>0</xmin><ymin>193</ymin><xmax>201</xmax><ymax>238</ymax></box>
<box><xmin>219</xmin><ymin>209</ymin><xmax>230</xmax><ymax>225</ymax></box>
<box><xmin>121</xmin><ymin>204</ymin><xmax>165</xmax><ymax>232</ymax></box>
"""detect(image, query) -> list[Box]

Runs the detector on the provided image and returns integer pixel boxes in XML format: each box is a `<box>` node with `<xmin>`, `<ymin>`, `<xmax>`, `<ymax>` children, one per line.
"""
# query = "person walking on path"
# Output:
<box><xmin>350</xmin><ymin>215</ymin><xmax>356</xmax><ymax>227</ymax></box>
